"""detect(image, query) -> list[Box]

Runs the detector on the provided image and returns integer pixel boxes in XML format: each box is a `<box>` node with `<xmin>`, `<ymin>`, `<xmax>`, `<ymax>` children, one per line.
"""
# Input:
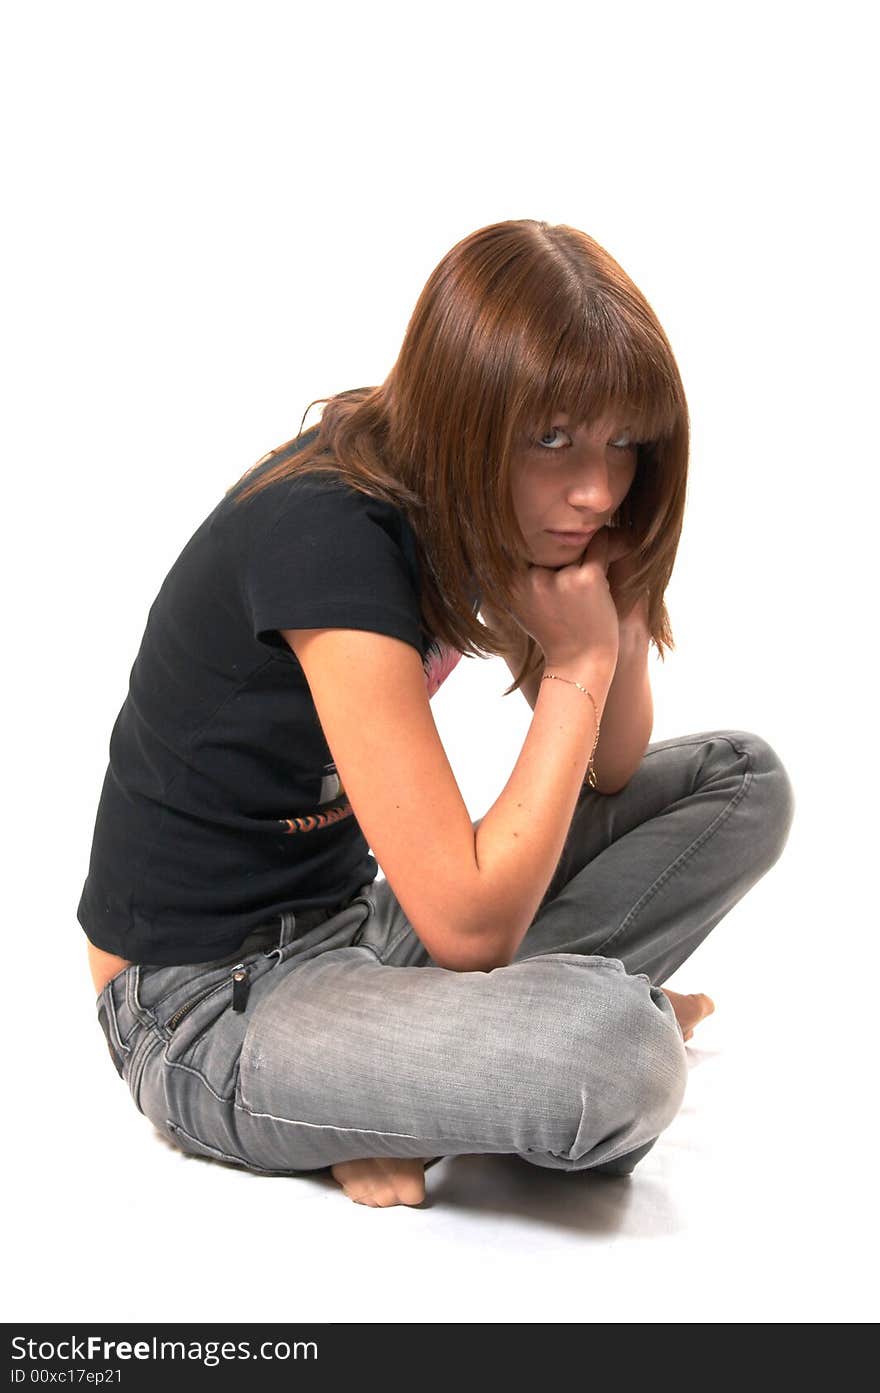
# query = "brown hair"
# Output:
<box><xmin>226</xmin><ymin>219</ymin><xmax>689</xmax><ymax>697</ymax></box>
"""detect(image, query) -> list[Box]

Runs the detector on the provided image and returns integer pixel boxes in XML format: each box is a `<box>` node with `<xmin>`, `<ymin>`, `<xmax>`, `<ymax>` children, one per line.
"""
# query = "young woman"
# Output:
<box><xmin>82</xmin><ymin>219</ymin><xmax>795</xmax><ymax>1208</ymax></box>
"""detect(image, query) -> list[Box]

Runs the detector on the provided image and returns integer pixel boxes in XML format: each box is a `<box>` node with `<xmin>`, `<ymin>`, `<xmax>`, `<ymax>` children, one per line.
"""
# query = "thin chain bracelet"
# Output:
<box><xmin>541</xmin><ymin>672</ymin><xmax>601</xmax><ymax>790</ymax></box>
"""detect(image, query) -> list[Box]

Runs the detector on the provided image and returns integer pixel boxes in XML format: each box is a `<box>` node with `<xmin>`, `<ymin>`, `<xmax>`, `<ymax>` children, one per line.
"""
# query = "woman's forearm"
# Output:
<box><xmin>510</xmin><ymin>617</ymin><xmax>653</xmax><ymax>795</ymax></box>
<box><xmin>471</xmin><ymin>653</ymin><xmax>615</xmax><ymax>967</ymax></box>
<box><xmin>588</xmin><ymin>618</ymin><xmax>653</xmax><ymax>793</ymax></box>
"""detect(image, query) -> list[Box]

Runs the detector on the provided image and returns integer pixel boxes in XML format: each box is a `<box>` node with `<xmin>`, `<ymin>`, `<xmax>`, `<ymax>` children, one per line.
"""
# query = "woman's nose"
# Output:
<box><xmin>565</xmin><ymin>467</ymin><xmax>615</xmax><ymax>512</ymax></box>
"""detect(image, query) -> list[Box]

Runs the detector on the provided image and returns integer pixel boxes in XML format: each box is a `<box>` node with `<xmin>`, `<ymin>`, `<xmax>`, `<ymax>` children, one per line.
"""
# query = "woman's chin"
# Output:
<box><xmin>530</xmin><ymin>541</ymin><xmax>587</xmax><ymax>568</ymax></box>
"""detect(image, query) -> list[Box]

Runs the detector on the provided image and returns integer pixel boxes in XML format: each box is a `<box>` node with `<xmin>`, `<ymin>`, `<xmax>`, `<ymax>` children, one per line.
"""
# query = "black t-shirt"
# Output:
<box><xmin>78</xmin><ymin>429</ymin><xmax>478</xmax><ymax>965</ymax></box>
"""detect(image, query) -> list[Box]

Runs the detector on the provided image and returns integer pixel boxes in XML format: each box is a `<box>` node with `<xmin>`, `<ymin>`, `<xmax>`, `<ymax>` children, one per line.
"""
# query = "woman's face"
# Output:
<box><xmin>509</xmin><ymin>411</ymin><xmax>640</xmax><ymax>566</ymax></box>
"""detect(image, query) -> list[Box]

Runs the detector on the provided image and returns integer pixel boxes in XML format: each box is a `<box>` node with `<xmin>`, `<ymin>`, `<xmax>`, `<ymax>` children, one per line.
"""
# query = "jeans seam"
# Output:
<box><xmin>641</xmin><ymin>731</ymin><xmax>746</xmax><ymax>760</ymax></box>
<box><xmin>163</xmin><ymin>1052</ymin><xmax>239</xmax><ymax>1104</ymax></box>
<box><xmin>533</xmin><ymin>1140</ymin><xmax>656</xmax><ymax>1171</ymax></box>
<box><xmin>345</xmin><ymin>889</ymin><xmax>416</xmax><ymax>963</ymax></box>
<box><xmin>592</xmin><ymin>733</ymin><xmax>754</xmax><ymax>959</ymax></box>
<box><xmin>127</xmin><ymin>1030</ymin><xmax>164</xmax><ymax>1114</ymax></box>
<box><xmin>356</xmin><ymin>943</ymin><xmax>384</xmax><ymax>962</ymax></box>
<box><xmin>232</xmin><ymin>1100</ymin><xmax>489</xmax><ymax>1150</ymax></box>
<box><xmin>374</xmin><ymin>926</ymin><xmax>417</xmax><ymax>962</ymax></box>
<box><xmin>102</xmin><ymin>990</ymin><xmax>133</xmax><ymax>1058</ymax></box>
<box><xmin>164</xmin><ymin>1120</ymin><xmax>301</xmax><ymax>1174</ymax></box>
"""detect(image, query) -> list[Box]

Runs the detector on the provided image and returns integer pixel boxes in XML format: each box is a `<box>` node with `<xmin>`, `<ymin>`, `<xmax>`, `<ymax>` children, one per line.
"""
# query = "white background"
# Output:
<box><xmin>3</xmin><ymin>0</ymin><xmax>877</xmax><ymax>1324</ymax></box>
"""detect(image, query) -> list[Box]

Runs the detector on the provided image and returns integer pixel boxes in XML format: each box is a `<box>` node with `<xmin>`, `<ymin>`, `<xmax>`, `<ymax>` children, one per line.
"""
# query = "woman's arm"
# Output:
<box><xmin>283</xmin><ymin>625</ymin><xmax>614</xmax><ymax>972</ymax></box>
<box><xmin>584</xmin><ymin>615</ymin><xmax>653</xmax><ymax>792</ymax></box>
<box><xmin>482</xmin><ymin>589</ymin><xmax>653</xmax><ymax>796</ymax></box>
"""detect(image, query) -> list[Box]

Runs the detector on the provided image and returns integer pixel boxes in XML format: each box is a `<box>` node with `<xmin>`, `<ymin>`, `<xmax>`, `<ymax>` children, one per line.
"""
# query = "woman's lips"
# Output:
<box><xmin>545</xmin><ymin>528</ymin><xmax>598</xmax><ymax>545</ymax></box>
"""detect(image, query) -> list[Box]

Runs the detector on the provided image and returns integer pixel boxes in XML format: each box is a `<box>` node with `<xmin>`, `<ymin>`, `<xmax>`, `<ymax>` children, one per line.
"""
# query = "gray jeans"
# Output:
<box><xmin>96</xmin><ymin>728</ymin><xmax>795</xmax><ymax>1179</ymax></box>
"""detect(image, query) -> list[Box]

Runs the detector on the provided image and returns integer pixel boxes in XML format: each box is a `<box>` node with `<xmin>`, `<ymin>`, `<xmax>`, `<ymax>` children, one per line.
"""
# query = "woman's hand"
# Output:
<box><xmin>489</xmin><ymin>527</ymin><xmax>621</xmax><ymax>672</ymax></box>
<box><xmin>480</xmin><ymin>525</ymin><xmax>648</xmax><ymax>662</ymax></box>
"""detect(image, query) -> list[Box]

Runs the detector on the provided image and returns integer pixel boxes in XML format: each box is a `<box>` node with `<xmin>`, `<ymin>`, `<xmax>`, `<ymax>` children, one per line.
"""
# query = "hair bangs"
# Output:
<box><xmin>508</xmin><ymin>299</ymin><xmax>679</xmax><ymax>451</ymax></box>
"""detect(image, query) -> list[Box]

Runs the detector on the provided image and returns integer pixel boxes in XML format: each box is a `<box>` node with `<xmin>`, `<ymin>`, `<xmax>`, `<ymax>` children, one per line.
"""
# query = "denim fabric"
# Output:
<box><xmin>95</xmin><ymin>728</ymin><xmax>795</xmax><ymax>1179</ymax></box>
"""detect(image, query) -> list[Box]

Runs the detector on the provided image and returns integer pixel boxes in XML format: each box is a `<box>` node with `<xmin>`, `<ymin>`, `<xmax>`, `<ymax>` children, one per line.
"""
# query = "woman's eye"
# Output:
<box><xmin>534</xmin><ymin>427</ymin><xmax>566</xmax><ymax>449</ymax></box>
<box><xmin>533</xmin><ymin>428</ymin><xmax>639</xmax><ymax>452</ymax></box>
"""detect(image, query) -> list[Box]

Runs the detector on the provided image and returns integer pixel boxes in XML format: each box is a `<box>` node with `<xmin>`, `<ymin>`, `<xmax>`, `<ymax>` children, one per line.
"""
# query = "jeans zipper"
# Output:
<box><xmin>166</xmin><ymin>963</ymin><xmax>251</xmax><ymax>1032</ymax></box>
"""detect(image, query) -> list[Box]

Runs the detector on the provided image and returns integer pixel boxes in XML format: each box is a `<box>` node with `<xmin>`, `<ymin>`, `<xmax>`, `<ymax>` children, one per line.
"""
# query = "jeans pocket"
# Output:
<box><xmin>161</xmin><ymin>950</ymin><xmax>278</xmax><ymax>1105</ymax></box>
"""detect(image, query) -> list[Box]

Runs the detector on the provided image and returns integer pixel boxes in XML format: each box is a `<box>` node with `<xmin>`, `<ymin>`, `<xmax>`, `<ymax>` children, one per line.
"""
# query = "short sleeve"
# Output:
<box><xmin>243</xmin><ymin>475</ymin><xmax>425</xmax><ymax>657</ymax></box>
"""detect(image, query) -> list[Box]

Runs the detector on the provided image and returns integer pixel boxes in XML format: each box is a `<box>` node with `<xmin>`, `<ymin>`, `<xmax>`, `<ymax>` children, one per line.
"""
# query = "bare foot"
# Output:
<box><xmin>330</xmin><ymin>1156</ymin><xmax>429</xmax><ymax>1207</ymax></box>
<box><xmin>663</xmin><ymin>988</ymin><xmax>715</xmax><ymax>1042</ymax></box>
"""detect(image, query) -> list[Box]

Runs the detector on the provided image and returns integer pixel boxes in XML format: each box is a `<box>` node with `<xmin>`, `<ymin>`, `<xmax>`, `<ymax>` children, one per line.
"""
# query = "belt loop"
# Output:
<box><xmin>101</xmin><ymin>988</ymin><xmax>131</xmax><ymax>1061</ymax></box>
<box><xmin>126</xmin><ymin>965</ymin><xmax>155</xmax><ymax>1030</ymax></box>
<box><xmin>278</xmin><ymin>911</ymin><xmax>296</xmax><ymax>949</ymax></box>
<box><xmin>97</xmin><ymin>1003</ymin><xmax>127</xmax><ymax>1079</ymax></box>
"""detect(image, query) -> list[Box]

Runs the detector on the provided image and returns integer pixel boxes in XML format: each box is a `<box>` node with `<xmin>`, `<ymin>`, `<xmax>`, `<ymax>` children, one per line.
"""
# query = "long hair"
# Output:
<box><xmin>226</xmin><ymin>219</ymin><xmax>689</xmax><ymax>697</ymax></box>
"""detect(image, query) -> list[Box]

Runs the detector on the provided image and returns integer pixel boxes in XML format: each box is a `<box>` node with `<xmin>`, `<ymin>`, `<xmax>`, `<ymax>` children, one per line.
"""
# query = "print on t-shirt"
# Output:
<box><xmin>318</xmin><ymin>762</ymin><xmax>342</xmax><ymax>804</ymax></box>
<box><xmin>277</xmin><ymin>638</ymin><xmax>463</xmax><ymax>836</ymax></box>
<box><xmin>423</xmin><ymin>636</ymin><xmax>463</xmax><ymax>699</ymax></box>
<box><xmin>278</xmin><ymin>759</ymin><xmax>353</xmax><ymax>835</ymax></box>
